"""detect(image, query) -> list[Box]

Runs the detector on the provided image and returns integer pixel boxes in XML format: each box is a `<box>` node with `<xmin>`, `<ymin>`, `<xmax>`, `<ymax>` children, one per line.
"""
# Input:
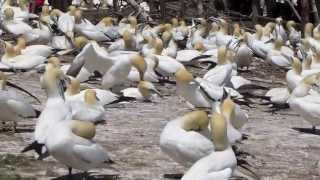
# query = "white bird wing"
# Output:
<box><xmin>156</xmin><ymin>55</ymin><xmax>184</xmax><ymax>75</ymax></box>
<box><xmin>4</xmin><ymin>55</ymin><xmax>46</xmax><ymax>70</ymax></box>
<box><xmin>4</xmin><ymin>20</ymin><xmax>32</xmax><ymax>35</ymax></box>
<box><xmin>73</xmin><ymin>143</ymin><xmax>112</xmax><ymax>164</ymax></box>
<box><xmin>6</xmin><ymin>99</ymin><xmax>36</xmax><ymax>117</ymax></box>
<box><xmin>203</xmin><ymin>64</ymin><xmax>232</xmax><ymax>86</ymax></box>
<box><xmin>230</xmin><ymin>75</ymin><xmax>251</xmax><ymax>89</ymax></box>
<box><xmin>81</xmin><ymin>42</ymin><xmax>113</xmax><ymax>74</ymax></box>
<box><xmin>51</xmin><ymin>36</ymin><xmax>72</xmax><ymax>49</ymax></box>
<box><xmin>176</xmin><ymin>50</ymin><xmax>202</xmax><ymax>62</ymax></box>
<box><xmin>58</xmin><ymin>13</ymin><xmax>75</xmax><ymax>33</ymax></box>
<box><xmin>201</xmin><ymin>168</ymin><xmax>233</xmax><ymax>180</ymax></box>
<box><xmin>195</xmin><ymin>78</ymin><xmax>224</xmax><ymax>101</ymax></box>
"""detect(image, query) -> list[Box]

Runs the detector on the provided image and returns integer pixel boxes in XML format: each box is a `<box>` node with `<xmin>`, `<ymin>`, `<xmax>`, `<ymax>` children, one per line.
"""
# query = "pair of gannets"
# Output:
<box><xmin>23</xmin><ymin>64</ymin><xmax>113</xmax><ymax>175</ymax></box>
<box><xmin>160</xmin><ymin>109</ymin><xmax>237</xmax><ymax>179</ymax></box>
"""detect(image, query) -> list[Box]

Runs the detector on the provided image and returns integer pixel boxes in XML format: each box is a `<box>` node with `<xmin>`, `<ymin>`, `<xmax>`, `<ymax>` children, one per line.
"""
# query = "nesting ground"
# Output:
<box><xmin>0</xmin><ymin>47</ymin><xmax>320</xmax><ymax>180</ymax></box>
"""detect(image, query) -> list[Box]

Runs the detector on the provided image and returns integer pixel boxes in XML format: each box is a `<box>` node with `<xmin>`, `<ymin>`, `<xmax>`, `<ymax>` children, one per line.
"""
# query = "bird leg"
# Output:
<box><xmin>68</xmin><ymin>167</ymin><xmax>73</xmax><ymax>177</ymax></box>
<box><xmin>312</xmin><ymin>126</ymin><xmax>316</xmax><ymax>132</ymax></box>
<box><xmin>12</xmin><ymin>121</ymin><xmax>17</xmax><ymax>133</ymax></box>
<box><xmin>82</xmin><ymin>171</ymin><xmax>89</xmax><ymax>180</ymax></box>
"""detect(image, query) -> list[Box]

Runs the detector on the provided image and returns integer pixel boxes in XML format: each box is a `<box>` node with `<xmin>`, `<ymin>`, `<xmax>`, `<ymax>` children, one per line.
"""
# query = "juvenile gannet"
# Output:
<box><xmin>160</xmin><ymin>110</ymin><xmax>213</xmax><ymax>167</ymax></box>
<box><xmin>181</xmin><ymin>112</ymin><xmax>237</xmax><ymax>180</ymax></box>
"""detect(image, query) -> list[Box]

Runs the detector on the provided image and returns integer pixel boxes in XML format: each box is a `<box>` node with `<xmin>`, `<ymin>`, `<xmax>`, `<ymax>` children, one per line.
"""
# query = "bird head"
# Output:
<box><xmin>175</xmin><ymin>68</ymin><xmax>193</xmax><ymax>84</ymax></box>
<box><xmin>4</xmin><ymin>41</ymin><xmax>18</xmax><ymax>58</ymax></box>
<box><xmin>84</xmin><ymin>89</ymin><xmax>99</xmax><ymax>105</ymax></box>
<box><xmin>211</xmin><ymin>112</ymin><xmax>228</xmax><ymax>151</ymax></box>
<box><xmin>182</xmin><ymin>110</ymin><xmax>209</xmax><ymax>131</ymax></box>
<box><xmin>68</xmin><ymin>5</ymin><xmax>77</xmax><ymax>16</ymax></box>
<box><xmin>0</xmin><ymin>71</ymin><xmax>7</xmax><ymax>90</ymax></box>
<box><xmin>66</xmin><ymin>77</ymin><xmax>80</xmax><ymax>96</ymax></box>
<box><xmin>131</xmin><ymin>54</ymin><xmax>146</xmax><ymax>81</ymax></box>
<box><xmin>73</xmin><ymin>36</ymin><xmax>89</xmax><ymax>49</ymax></box>
<box><xmin>74</xmin><ymin>10</ymin><xmax>83</xmax><ymax>24</ymax></box>
<box><xmin>217</xmin><ymin>46</ymin><xmax>228</xmax><ymax>65</ymax></box>
<box><xmin>286</xmin><ymin>20</ymin><xmax>296</xmax><ymax>30</ymax></box>
<box><xmin>171</xmin><ymin>17</ymin><xmax>179</xmax><ymax>27</ymax></box>
<box><xmin>153</xmin><ymin>38</ymin><xmax>164</xmax><ymax>55</ymax></box>
<box><xmin>128</xmin><ymin>16</ymin><xmax>137</xmax><ymax>28</ymax></box>
<box><xmin>274</xmin><ymin>38</ymin><xmax>283</xmax><ymax>50</ymax></box>
<box><xmin>4</xmin><ymin>8</ymin><xmax>14</xmax><ymax>20</ymax></box>
<box><xmin>138</xmin><ymin>81</ymin><xmax>161</xmax><ymax>98</ymax></box>
<box><xmin>161</xmin><ymin>31</ymin><xmax>172</xmax><ymax>47</ymax></box>
<box><xmin>71</xmin><ymin>120</ymin><xmax>96</xmax><ymax>140</ymax></box>
<box><xmin>291</xmin><ymin>57</ymin><xmax>302</xmax><ymax>74</ymax></box>
<box><xmin>304</xmin><ymin>23</ymin><xmax>314</xmax><ymax>38</ymax></box>
<box><xmin>101</xmin><ymin>17</ymin><xmax>114</xmax><ymax>27</ymax></box>
<box><xmin>48</xmin><ymin>57</ymin><xmax>61</xmax><ymax>68</ymax></box>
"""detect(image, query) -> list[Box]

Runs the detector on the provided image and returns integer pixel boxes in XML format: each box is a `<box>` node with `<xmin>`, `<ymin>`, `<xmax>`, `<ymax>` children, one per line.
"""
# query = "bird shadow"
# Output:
<box><xmin>52</xmin><ymin>173</ymin><xmax>120</xmax><ymax>180</ymax></box>
<box><xmin>292</xmin><ymin>127</ymin><xmax>320</xmax><ymax>136</ymax></box>
<box><xmin>163</xmin><ymin>173</ymin><xmax>183</xmax><ymax>179</ymax></box>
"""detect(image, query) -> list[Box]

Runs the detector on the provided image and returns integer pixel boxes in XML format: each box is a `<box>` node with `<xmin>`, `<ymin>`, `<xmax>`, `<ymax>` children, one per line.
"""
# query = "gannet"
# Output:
<box><xmin>288</xmin><ymin>73</ymin><xmax>320</xmax><ymax>131</ymax></box>
<box><xmin>46</xmin><ymin>118</ymin><xmax>113</xmax><ymax>175</ymax></box>
<box><xmin>0</xmin><ymin>72</ymin><xmax>38</xmax><ymax>132</ymax></box>
<box><xmin>121</xmin><ymin>81</ymin><xmax>161</xmax><ymax>101</ymax></box>
<box><xmin>286</xmin><ymin>57</ymin><xmax>303</xmax><ymax>91</ymax></box>
<box><xmin>22</xmin><ymin>64</ymin><xmax>70</xmax><ymax>158</ymax></box>
<box><xmin>160</xmin><ymin>110</ymin><xmax>213</xmax><ymax>167</ymax></box>
<box><xmin>74</xmin><ymin>10</ymin><xmax>112</xmax><ymax>42</ymax></box>
<box><xmin>1</xmin><ymin>8</ymin><xmax>32</xmax><ymax>36</ymax></box>
<box><xmin>15</xmin><ymin>37</ymin><xmax>59</xmax><ymax>58</ymax></box>
<box><xmin>203</xmin><ymin>46</ymin><xmax>233</xmax><ymax>86</ymax></box>
<box><xmin>1</xmin><ymin>41</ymin><xmax>47</xmax><ymax>70</ymax></box>
<box><xmin>181</xmin><ymin>112</ymin><xmax>237</xmax><ymax>180</ymax></box>
<box><xmin>175</xmin><ymin>68</ymin><xmax>227</xmax><ymax>108</ymax></box>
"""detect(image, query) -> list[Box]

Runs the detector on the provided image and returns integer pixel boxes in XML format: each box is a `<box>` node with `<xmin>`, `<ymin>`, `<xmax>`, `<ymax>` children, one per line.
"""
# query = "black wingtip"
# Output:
<box><xmin>106</xmin><ymin>96</ymin><xmax>136</xmax><ymax>105</ymax></box>
<box><xmin>6</xmin><ymin>81</ymin><xmax>41</xmax><ymax>103</ymax></box>
<box><xmin>105</xmin><ymin>159</ymin><xmax>115</xmax><ymax>164</ymax></box>
<box><xmin>21</xmin><ymin>141</ymin><xmax>44</xmax><ymax>156</ymax></box>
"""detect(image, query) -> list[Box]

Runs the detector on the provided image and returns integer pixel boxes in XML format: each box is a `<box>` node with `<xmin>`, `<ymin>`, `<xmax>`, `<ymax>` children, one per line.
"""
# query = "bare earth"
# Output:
<box><xmin>0</xmin><ymin>54</ymin><xmax>320</xmax><ymax>180</ymax></box>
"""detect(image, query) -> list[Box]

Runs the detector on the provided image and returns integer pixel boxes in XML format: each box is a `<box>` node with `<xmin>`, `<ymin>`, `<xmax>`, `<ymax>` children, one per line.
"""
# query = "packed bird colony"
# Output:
<box><xmin>1</xmin><ymin>0</ymin><xmax>320</xmax><ymax>180</ymax></box>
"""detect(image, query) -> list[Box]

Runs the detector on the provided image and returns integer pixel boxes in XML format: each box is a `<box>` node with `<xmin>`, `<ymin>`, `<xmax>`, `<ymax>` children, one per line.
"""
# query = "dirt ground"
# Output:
<box><xmin>0</xmin><ymin>50</ymin><xmax>320</xmax><ymax>180</ymax></box>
